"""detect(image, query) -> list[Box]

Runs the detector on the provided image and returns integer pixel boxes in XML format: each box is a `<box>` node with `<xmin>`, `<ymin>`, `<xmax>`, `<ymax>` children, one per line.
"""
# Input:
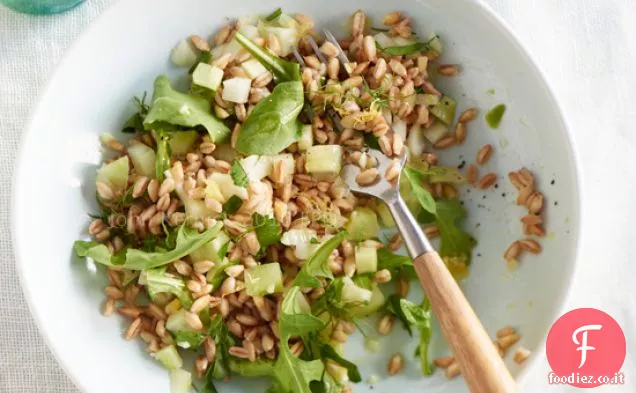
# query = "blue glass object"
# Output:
<box><xmin>1</xmin><ymin>0</ymin><xmax>86</xmax><ymax>14</ymax></box>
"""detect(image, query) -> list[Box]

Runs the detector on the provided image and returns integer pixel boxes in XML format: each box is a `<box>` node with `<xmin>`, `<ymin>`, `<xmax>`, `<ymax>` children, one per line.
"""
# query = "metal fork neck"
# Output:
<box><xmin>387</xmin><ymin>194</ymin><xmax>434</xmax><ymax>258</ymax></box>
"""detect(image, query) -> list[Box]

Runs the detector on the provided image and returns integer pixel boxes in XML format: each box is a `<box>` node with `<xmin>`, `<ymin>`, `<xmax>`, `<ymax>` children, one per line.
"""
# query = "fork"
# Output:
<box><xmin>299</xmin><ymin>31</ymin><xmax>518</xmax><ymax>393</ymax></box>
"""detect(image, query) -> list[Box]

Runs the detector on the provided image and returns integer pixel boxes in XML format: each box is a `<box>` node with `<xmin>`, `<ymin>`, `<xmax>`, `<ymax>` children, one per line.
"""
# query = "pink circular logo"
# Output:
<box><xmin>546</xmin><ymin>308</ymin><xmax>626</xmax><ymax>388</ymax></box>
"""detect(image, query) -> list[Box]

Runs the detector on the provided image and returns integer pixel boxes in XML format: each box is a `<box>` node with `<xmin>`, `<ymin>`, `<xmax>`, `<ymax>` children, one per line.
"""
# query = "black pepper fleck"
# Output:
<box><xmin>550</xmin><ymin>179</ymin><xmax>556</xmax><ymax>185</ymax></box>
<box><xmin>476</xmin><ymin>223</ymin><xmax>481</xmax><ymax>228</ymax></box>
<box><xmin>457</xmin><ymin>160</ymin><xmax>466</xmax><ymax>170</ymax></box>
<box><xmin>477</xmin><ymin>253</ymin><xmax>482</xmax><ymax>257</ymax></box>
<box><xmin>554</xmin><ymin>201</ymin><xmax>559</xmax><ymax>206</ymax></box>
<box><xmin>494</xmin><ymin>184</ymin><xmax>499</xmax><ymax>189</ymax></box>
<box><xmin>501</xmin><ymin>193</ymin><xmax>507</xmax><ymax>197</ymax></box>
<box><xmin>482</xmin><ymin>195</ymin><xmax>487</xmax><ymax>199</ymax></box>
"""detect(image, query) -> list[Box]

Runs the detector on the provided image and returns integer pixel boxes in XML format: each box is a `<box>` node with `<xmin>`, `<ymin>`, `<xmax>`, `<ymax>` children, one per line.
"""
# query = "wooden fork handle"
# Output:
<box><xmin>414</xmin><ymin>251</ymin><xmax>518</xmax><ymax>393</ymax></box>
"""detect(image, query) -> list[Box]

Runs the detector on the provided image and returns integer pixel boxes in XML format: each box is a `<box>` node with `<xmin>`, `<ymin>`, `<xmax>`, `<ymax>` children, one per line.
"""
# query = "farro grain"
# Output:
<box><xmin>389</xmin><ymin>59</ymin><xmax>407</xmax><ymax>77</ymax></box>
<box><xmin>476</xmin><ymin>144</ymin><xmax>494</xmax><ymax>165</ymax></box>
<box><xmin>96</xmin><ymin>182</ymin><xmax>115</xmax><ymax>200</ymax></box>
<box><xmin>496</xmin><ymin>326</ymin><xmax>517</xmax><ymax>339</ymax></box>
<box><xmin>455</xmin><ymin>122</ymin><xmax>466</xmax><ymax>144</ymax></box>
<box><xmin>148</xmin><ymin>211</ymin><xmax>165</xmax><ymax>229</ymax></box>
<box><xmin>374</xmin><ymin>269</ymin><xmax>392</xmax><ymax>284</ymax></box>
<box><xmin>434</xmin><ymin>135</ymin><xmax>456</xmax><ymax>149</ymax></box>
<box><xmin>88</xmin><ymin>218</ymin><xmax>106</xmax><ymax>236</ymax></box>
<box><xmin>343</xmin><ymin>256</ymin><xmax>356</xmax><ymax>277</ymax></box>
<box><xmin>466</xmin><ymin>163</ymin><xmax>479</xmax><ymax>185</ymax></box>
<box><xmin>105</xmin><ymin>286</ymin><xmax>124</xmax><ymax>300</ymax></box>
<box><xmin>191</xmin><ymin>295</ymin><xmax>211</xmax><ymax>313</ymax></box>
<box><xmin>169</xmin><ymin>212</ymin><xmax>186</xmax><ymax>226</ymax></box>
<box><xmin>519</xmin><ymin>239</ymin><xmax>541</xmax><ymax>253</ymax></box>
<box><xmin>514</xmin><ymin>347</ymin><xmax>531</xmax><ymax>364</ymax></box>
<box><xmin>459</xmin><ymin>108</ymin><xmax>477</xmax><ymax>123</ymax></box>
<box><xmin>190</xmin><ymin>35</ymin><xmax>211</xmax><ymax>51</ymax></box>
<box><xmin>443</xmin><ymin>184</ymin><xmax>459</xmax><ymax>199</ymax></box>
<box><xmin>351</xmin><ymin>10</ymin><xmax>365</xmax><ymax>37</ymax></box>
<box><xmin>253</xmin><ymin>71</ymin><xmax>273</xmax><ymax>88</ymax></box>
<box><xmin>194</xmin><ymin>356</ymin><xmax>209</xmax><ymax>379</ymax></box>
<box><xmin>356</xmin><ymin>168</ymin><xmax>379</xmax><ymax>186</ymax></box>
<box><xmin>118</xmin><ymin>306</ymin><xmax>141</xmax><ymax>319</ymax></box>
<box><xmin>146</xmin><ymin>303</ymin><xmax>167</xmax><ymax>320</ymax></box>
<box><xmin>373</xmin><ymin>58</ymin><xmax>388</xmax><ymax>80</ymax></box>
<box><xmin>378</xmin><ymin>135</ymin><xmax>393</xmax><ymax>156</ymax></box>
<box><xmin>106</xmin><ymin>269</ymin><xmax>122</xmax><ymax>288</ymax></box>
<box><xmin>433</xmin><ymin>356</ymin><xmax>455</xmax><ymax>368</ymax></box>
<box><xmin>438</xmin><ymin>64</ymin><xmax>460</xmax><ymax>76</ymax></box>
<box><xmin>219</xmin><ymin>297</ymin><xmax>230</xmax><ymax>318</ymax></box>
<box><xmin>516</xmin><ymin>186</ymin><xmax>533</xmax><ymax>206</ymax></box>
<box><xmin>214</xmin><ymin>25</ymin><xmax>232</xmax><ymax>46</ymax></box>
<box><xmin>228</xmin><ymin>319</ymin><xmax>244</xmax><ymax>337</ymax></box>
<box><xmin>147</xmin><ymin>179</ymin><xmax>159</xmax><ymax>202</ymax></box>
<box><xmin>377</xmin><ymin>314</ymin><xmax>394</xmax><ymax>335</ymax></box>
<box><xmin>331</xmin><ymin>329</ymin><xmax>348</xmax><ymax>343</ymax></box>
<box><xmin>503</xmin><ymin>241</ymin><xmax>521</xmax><ymax>261</ymax></box>
<box><xmin>103</xmin><ymin>299</ymin><xmax>116</xmax><ymax>316</ymax></box>
<box><xmin>445</xmin><ymin>362</ymin><xmax>461</xmax><ymax>379</ymax></box>
<box><xmin>424</xmin><ymin>225</ymin><xmax>440</xmax><ymax>238</ymax></box>
<box><xmin>526</xmin><ymin>192</ymin><xmax>544</xmax><ymax>214</ymax></box>
<box><xmin>327</xmin><ymin>57</ymin><xmax>340</xmax><ymax>80</ymax></box>
<box><xmin>383</xmin><ymin>11</ymin><xmax>401</xmax><ymax>25</ymax></box>
<box><xmin>396</xmin><ymin>275</ymin><xmax>410</xmax><ymax>298</ymax></box>
<box><xmin>393</xmin><ymin>17</ymin><xmax>412</xmax><ymax>37</ymax></box>
<box><xmin>521</xmin><ymin>214</ymin><xmax>542</xmax><ymax>226</ymax></box>
<box><xmin>225</xmin><ymin>264</ymin><xmax>245</xmax><ymax>278</ymax></box>
<box><xmin>266</xmin><ymin>33</ymin><xmax>282</xmax><ymax>55</ymax></box>
<box><xmin>517</xmin><ymin>168</ymin><xmax>535</xmax><ymax>187</ymax></box>
<box><xmin>477</xmin><ymin>173</ymin><xmax>497</xmax><ymax>189</ymax></box>
<box><xmin>387</xmin><ymin>353</ymin><xmax>404</xmax><ymax>375</ymax></box>
<box><xmin>124</xmin><ymin>285</ymin><xmax>140</xmax><ymax>305</ymax></box>
<box><xmin>125</xmin><ymin>318</ymin><xmax>142</xmax><ymax>340</ymax></box>
<box><xmin>220</xmin><ymin>276</ymin><xmax>237</xmax><ymax>296</ymax></box>
<box><xmin>155</xmin><ymin>193</ymin><xmax>171</xmax><ymax>212</ymax></box>
<box><xmin>497</xmin><ymin>332</ymin><xmax>520</xmax><ymax>349</ymax></box>
<box><xmin>187</xmin><ymin>280</ymin><xmax>202</xmax><ymax>294</ymax></box>
<box><xmin>132</xmin><ymin>177</ymin><xmax>150</xmax><ymax>198</ymax></box>
<box><xmin>388</xmin><ymin>233</ymin><xmax>403</xmax><ymax>251</ymax></box>
<box><xmin>184</xmin><ymin>311</ymin><xmax>204</xmax><ymax>330</ymax></box>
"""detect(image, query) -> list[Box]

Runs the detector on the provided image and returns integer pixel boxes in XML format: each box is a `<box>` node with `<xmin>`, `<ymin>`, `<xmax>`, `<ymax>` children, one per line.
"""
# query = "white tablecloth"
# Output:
<box><xmin>0</xmin><ymin>0</ymin><xmax>634</xmax><ymax>392</ymax></box>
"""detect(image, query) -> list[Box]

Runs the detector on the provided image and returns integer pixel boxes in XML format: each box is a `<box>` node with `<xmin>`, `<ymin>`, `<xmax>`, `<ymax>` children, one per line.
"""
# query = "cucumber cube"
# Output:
<box><xmin>192</xmin><ymin>63</ymin><xmax>224</xmax><ymax>91</ymax></box>
<box><xmin>305</xmin><ymin>145</ymin><xmax>343</xmax><ymax>176</ymax></box>
<box><xmin>154</xmin><ymin>345</ymin><xmax>183</xmax><ymax>370</ymax></box>
<box><xmin>355</xmin><ymin>246</ymin><xmax>378</xmax><ymax>274</ymax></box>
<box><xmin>245</xmin><ymin>263</ymin><xmax>283</xmax><ymax>296</ymax></box>
<box><xmin>241</xmin><ymin>59</ymin><xmax>268</xmax><ymax>79</ymax></box>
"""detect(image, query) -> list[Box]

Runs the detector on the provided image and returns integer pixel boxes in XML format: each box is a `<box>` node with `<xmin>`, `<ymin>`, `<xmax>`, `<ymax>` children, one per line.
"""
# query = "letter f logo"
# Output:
<box><xmin>572</xmin><ymin>324</ymin><xmax>602</xmax><ymax>368</ymax></box>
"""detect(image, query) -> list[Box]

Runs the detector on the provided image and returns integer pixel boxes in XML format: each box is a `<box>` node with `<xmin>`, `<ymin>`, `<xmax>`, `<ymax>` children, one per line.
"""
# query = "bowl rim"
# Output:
<box><xmin>11</xmin><ymin>0</ymin><xmax>583</xmax><ymax>391</ymax></box>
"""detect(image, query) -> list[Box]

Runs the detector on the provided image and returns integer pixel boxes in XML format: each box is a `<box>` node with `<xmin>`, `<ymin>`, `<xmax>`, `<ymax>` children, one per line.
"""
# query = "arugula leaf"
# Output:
<box><xmin>188</xmin><ymin>51</ymin><xmax>212</xmax><ymax>74</ymax></box>
<box><xmin>252</xmin><ymin>213</ymin><xmax>282</xmax><ymax>250</ymax></box>
<box><xmin>235</xmin><ymin>32</ymin><xmax>300</xmax><ymax>82</ymax></box>
<box><xmin>265</xmin><ymin>380</ymin><xmax>286</xmax><ymax>393</ymax></box>
<box><xmin>402</xmin><ymin>167</ymin><xmax>436</xmax><ymax>215</ymax></box>
<box><xmin>155</xmin><ymin>131</ymin><xmax>171</xmax><ymax>182</ymax></box>
<box><xmin>173</xmin><ymin>331</ymin><xmax>206</xmax><ymax>349</ymax></box>
<box><xmin>144</xmin><ymin>268</ymin><xmax>193</xmax><ymax>308</ymax></box>
<box><xmin>364</xmin><ymin>133</ymin><xmax>380</xmax><ymax>149</ymax></box>
<box><xmin>122</xmin><ymin>93</ymin><xmax>149</xmax><ymax>133</ymax></box>
<box><xmin>320</xmin><ymin>344</ymin><xmax>362</xmax><ymax>383</ymax></box>
<box><xmin>230</xmin><ymin>160</ymin><xmax>249</xmax><ymax>187</ymax></box>
<box><xmin>376</xmin><ymin>248</ymin><xmax>415</xmax><ymax>278</ymax></box>
<box><xmin>222</xmin><ymin>195</ymin><xmax>243</xmax><ymax>215</ymax></box>
<box><xmin>400</xmin><ymin>298</ymin><xmax>433</xmax><ymax>375</ymax></box>
<box><xmin>293</xmin><ymin>232</ymin><xmax>347</xmax><ymax>288</ymax></box>
<box><xmin>144</xmin><ymin>75</ymin><xmax>230</xmax><ymax>142</ymax></box>
<box><xmin>378</xmin><ymin>35</ymin><xmax>440</xmax><ymax>56</ymax></box>
<box><xmin>208</xmin><ymin>314</ymin><xmax>235</xmax><ymax>379</ymax></box>
<box><xmin>436</xmin><ymin>199</ymin><xmax>476</xmax><ymax>264</ymax></box>
<box><xmin>74</xmin><ymin>222</ymin><xmax>222</xmax><ymax>270</ymax></box>
<box><xmin>400</xmin><ymin>167</ymin><xmax>476</xmax><ymax>263</ymax></box>
<box><xmin>265</xmin><ymin>7</ymin><xmax>282</xmax><ymax>21</ymax></box>
<box><xmin>386</xmin><ymin>294</ymin><xmax>413</xmax><ymax>336</ymax></box>
<box><xmin>273</xmin><ymin>287</ymin><xmax>326</xmax><ymax>393</ymax></box>
<box><xmin>229</xmin><ymin>358</ymin><xmax>275</xmax><ymax>377</ymax></box>
<box><xmin>236</xmin><ymin>81</ymin><xmax>304</xmax><ymax>155</ymax></box>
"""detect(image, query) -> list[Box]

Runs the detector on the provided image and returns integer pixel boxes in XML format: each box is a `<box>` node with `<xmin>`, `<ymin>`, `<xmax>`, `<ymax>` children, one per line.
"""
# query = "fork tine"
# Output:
<box><xmin>306</xmin><ymin>35</ymin><xmax>327</xmax><ymax>63</ymax></box>
<box><xmin>291</xmin><ymin>46</ymin><xmax>306</xmax><ymax>67</ymax></box>
<box><xmin>323</xmin><ymin>29</ymin><xmax>351</xmax><ymax>67</ymax></box>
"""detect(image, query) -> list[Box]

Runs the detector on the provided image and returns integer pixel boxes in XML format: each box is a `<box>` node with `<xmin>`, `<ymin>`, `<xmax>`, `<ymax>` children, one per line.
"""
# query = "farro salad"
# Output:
<box><xmin>74</xmin><ymin>9</ymin><xmax>545</xmax><ymax>393</ymax></box>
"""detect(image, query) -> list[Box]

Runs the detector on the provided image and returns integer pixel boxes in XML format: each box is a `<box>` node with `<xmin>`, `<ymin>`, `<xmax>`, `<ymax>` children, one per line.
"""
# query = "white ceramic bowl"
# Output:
<box><xmin>12</xmin><ymin>0</ymin><xmax>581</xmax><ymax>392</ymax></box>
